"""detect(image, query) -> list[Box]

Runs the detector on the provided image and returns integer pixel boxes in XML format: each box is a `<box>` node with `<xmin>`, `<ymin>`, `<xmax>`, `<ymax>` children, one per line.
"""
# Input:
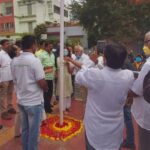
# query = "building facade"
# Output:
<box><xmin>0</xmin><ymin>0</ymin><xmax>15</xmax><ymax>36</ymax></box>
<box><xmin>47</xmin><ymin>25</ymin><xmax>88</xmax><ymax>48</ymax></box>
<box><xmin>0</xmin><ymin>0</ymin><xmax>70</xmax><ymax>39</ymax></box>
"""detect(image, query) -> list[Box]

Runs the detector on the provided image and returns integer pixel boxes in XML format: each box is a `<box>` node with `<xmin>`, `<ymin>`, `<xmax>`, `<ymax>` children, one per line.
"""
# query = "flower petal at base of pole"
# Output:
<box><xmin>40</xmin><ymin>115</ymin><xmax>83</xmax><ymax>142</ymax></box>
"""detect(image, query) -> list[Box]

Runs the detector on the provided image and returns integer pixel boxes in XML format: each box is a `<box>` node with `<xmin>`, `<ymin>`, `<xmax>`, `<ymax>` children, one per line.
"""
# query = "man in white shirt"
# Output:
<box><xmin>73</xmin><ymin>45</ymin><xmax>94</xmax><ymax>101</ymax></box>
<box><xmin>74</xmin><ymin>45</ymin><xmax>94</xmax><ymax>68</ymax></box>
<box><xmin>67</xmin><ymin>43</ymin><xmax>134</xmax><ymax>150</ymax></box>
<box><xmin>0</xmin><ymin>39</ymin><xmax>16</xmax><ymax>121</ymax></box>
<box><xmin>130</xmin><ymin>31</ymin><xmax>150</xmax><ymax>150</ymax></box>
<box><xmin>11</xmin><ymin>35</ymin><xmax>48</xmax><ymax>150</ymax></box>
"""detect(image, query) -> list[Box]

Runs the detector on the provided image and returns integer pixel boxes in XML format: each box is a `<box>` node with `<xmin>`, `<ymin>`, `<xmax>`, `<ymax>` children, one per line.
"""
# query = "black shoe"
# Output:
<box><xmin>66</xmin><ymin>108</ymin><xmax>70</xmax><ymax>112</ymax></box>
<box><xmin>8</xmin><ymin>108</ymin><xmax>17</xmax><ymax>114</ymax></box>
<box><xmin>121</xmin><ymin>140</ymin><xmax>135</xmax><ymax>149</ymax></box>
<box><xmin>14</xmin><ymin>134</ymin><xmax>21</xmax><ymax>138</ymax></box>
<box><xmin>46</xmin><ymin>109</ymin><xmax>53</xmax><ymax>114</ymax></box>
<box><xmin>0</xmin><ymin>125</ymin><xmax>3</xmax><ymax>130</ymax></box>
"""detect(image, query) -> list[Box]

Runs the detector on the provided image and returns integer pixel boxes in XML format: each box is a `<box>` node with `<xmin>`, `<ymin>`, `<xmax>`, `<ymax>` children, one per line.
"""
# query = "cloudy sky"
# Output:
<box><xmin>65</xmin><ymin>0</ymin><xmax>72</xmax><ymax>4</ymax></box>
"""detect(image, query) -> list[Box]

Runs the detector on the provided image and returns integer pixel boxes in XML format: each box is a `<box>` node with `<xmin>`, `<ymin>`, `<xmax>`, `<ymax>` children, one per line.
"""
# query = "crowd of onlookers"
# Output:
<box><xmin>0</xmin><ymin>31</ymin><xmax>150</xmax><ymax>150</ymax></box>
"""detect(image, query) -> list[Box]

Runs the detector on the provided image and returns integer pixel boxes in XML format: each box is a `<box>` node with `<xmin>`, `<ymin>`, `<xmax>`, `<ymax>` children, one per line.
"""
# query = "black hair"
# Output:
<box><xmin>45</xmin><ymin>41</ymin><xmax>53</xmax><ymax>48</ymax></box>
<box><xmin>45</xmin><ymin>41</ymin><xmax>49</xmax><ymax>48</ymax></box>
<box><xmin>15</xmin><ymin>40</ymin><xmax>22</xmax><ymax>48</ymax></box>
<box><xmin>1</xmin><ymin>39</ymin><xmax>9</xmax><ymax>45</ymax></box>
<box><xmin>8</xmin><ymin>45</ymin><xmax>18</xmax><ymax>59</ymax></box>
<box><xmin>21</xmin><ymin>35</ymin><xmax>36</xmax><ymax>50</ymax></box>
<box><xmin>39</xmin><ymin>40</ymin><xmax>46</xmax><ymax>46</ymax></box>
<box><xmin>104</xmin><ymin>43</ymin><xmax>127</xmax><ymax>69</ymax></box>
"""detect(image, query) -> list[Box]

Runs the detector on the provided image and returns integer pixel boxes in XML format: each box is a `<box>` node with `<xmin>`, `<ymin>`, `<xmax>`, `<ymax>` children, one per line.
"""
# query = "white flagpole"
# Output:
<box><xmin>59</xmin><ymin>0</ymin><xmax>64</xmax><ymax>125</ymax></box>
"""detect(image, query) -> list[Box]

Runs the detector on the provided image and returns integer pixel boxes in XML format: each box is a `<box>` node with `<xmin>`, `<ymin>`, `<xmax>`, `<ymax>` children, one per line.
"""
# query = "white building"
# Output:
<box><xmin>47</xmin><ymin>25</ymin><xmax>88</xmax><ymax>48</ymax></box>
<box><xmin>14</xmin><ymin>0</ymin><xmax>70</xmax><ymax>33</ymax></box>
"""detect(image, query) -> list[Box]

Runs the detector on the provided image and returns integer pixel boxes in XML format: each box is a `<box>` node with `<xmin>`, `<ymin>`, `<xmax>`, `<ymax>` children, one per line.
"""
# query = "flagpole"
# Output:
<box><xmin>59</xmin><ymin>0</ymin><xmax>64</xmax><ymax>125</ymax></box>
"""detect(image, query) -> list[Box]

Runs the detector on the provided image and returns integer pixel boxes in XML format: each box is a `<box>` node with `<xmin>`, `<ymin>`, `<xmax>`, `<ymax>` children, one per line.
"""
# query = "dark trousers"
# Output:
<box><xmin>139</xmin><ymin>126</ymin><xmax>150</xmax><ymax>150</ymax></box>
<box><xmin>85</xmin><ymin>133</ymin><xmax>95</xmax><ymax>150</ymax></box>
<box><xmin>44</xmin><ymin>80</ymin><xmax>53</xmax><ymax>113</ymax></box>
<box><xmin>71</xmin><ymin>75</ymin><xmax>75</xmax><ymax>98</ymax></box>
<box><xmin>124</xmin><ymin>105</ymin><xmax>135</xmax><ymax>144</ymax></box>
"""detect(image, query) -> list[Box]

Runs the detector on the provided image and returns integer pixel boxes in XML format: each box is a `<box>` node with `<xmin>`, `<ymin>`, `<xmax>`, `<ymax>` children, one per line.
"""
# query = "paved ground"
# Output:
<box><xmin>0</xmin><ymin>94</ymin><xmax>139</xmax><ymax>150</ymax></box>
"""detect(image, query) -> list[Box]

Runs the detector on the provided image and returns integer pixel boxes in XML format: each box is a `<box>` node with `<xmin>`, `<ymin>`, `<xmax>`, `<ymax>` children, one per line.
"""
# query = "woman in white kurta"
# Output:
<box><xmin>56</xmin><ymin>49</ymin><xmax>73</xmax><ymax>113</ymax></box>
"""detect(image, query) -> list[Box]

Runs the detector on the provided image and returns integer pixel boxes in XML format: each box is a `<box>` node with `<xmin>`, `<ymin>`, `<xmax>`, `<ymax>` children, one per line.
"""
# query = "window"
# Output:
<box><xmin>0</xmin><ymin>23</ymin><xmax>4</xmax><ymax>31</ymax></box>
<box><xmin>0</xmin><ymin>22</ymin><xmax>14</xmax><ymax>32</ymax></box>
<box><xmin>28</xmin><ymin>22</ymin><xmax>33</xmax><ymax>33</ymax></box>
<box><xmin>47</xmin><ymin>1</ymin><xmax>52</xmax><ymax>13</ymax></box>
<box><xmin>10</xmin><ymin>22</ymin><xmax>14</xmax><ymax>29</ymax></box>
<box><xmin>27</xmin><ymin>4</ymin><xmax>32</xmax><ymax>15</ymax></box>
<box><xmin>6</xmin><ymin>6</ymin><xmax>13</xmax><ymax>15</ymax></box>
<box><xmin>54</xmin><ymin>5</ymin><xmax>60</xmax><ymax>14</ymax></box>
<box><xmin>0</xmin><ymin>2</ymin><xmax>13</xmax><ymax>16</ymax></box>
<box><xmin>5</xmin><ymin>23</ymin><xmax>9</xmax><ymax>30</ymax></box>
<box><xmin>64</xmin><ymin>10</ymin><xmax>68</xmax><ymax>18</ymax></box>
<box><xmin>54</xmin><ymin>5</ymin><xmax>69</xmax><ymax>17</ymax></box>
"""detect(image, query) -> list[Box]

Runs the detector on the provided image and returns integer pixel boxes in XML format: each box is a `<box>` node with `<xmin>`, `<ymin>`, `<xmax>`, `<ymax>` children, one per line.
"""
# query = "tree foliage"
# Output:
<box><xmin>34</xmin><ymin>24</ymin><xmax>47</xmax><ymax>42</ymax></box>
<box><xmin>70</xmin><ymin>0</ymin><xmax>150</xmax><ymax>47</ymax></box>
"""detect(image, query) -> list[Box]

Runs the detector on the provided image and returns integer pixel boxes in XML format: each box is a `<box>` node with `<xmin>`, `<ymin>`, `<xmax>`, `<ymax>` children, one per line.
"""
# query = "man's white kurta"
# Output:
<box><xmin>132</xmin><ymin>57</ymin><xmax>150</xmax><ymax>131</ymax></box>
<box><xmin>76</xmin><ymin>66</ymin><xmax>134</xmax><ymax>150</ymax></box>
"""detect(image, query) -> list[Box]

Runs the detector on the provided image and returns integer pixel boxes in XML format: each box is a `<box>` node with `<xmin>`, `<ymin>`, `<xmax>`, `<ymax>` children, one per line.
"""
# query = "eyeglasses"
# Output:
<box><xmin>144</xmin><ymin>40</ymin><xmax>150</xmax><ymax>43</ymax></box>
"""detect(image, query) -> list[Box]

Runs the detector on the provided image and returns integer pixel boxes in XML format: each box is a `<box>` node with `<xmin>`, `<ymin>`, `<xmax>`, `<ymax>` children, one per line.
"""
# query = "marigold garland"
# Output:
<box><xmin>40</xmin><ymin>115</ymin><xmax>83</xmax><ymax>142</ymax></box>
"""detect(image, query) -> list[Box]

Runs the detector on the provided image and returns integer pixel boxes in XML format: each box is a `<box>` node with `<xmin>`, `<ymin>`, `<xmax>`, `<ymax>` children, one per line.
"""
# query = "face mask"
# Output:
<box><xmin>135</xmin><ymin>57</ymin><xmax>142</xmax><ymax>62</ymax></box>
<box><xmin>64</xmin><ymin>49</ymin><xmax>68</xmax><ymax>56</ymax></box>
<box><xmin>76</xmin><ymin>55</ymin><xmax>81</xmax><ymax>60</ymax></box>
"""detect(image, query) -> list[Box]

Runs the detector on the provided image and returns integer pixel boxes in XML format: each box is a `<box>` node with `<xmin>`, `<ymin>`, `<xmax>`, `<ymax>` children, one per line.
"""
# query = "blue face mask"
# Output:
<box><xmin>64</xmin><ymin>49</ymin><xmax>68</xmax><ymax>56</ymax></box>
<box><xmin>76</xmin><ymin>55</ymin><xmax>81</xmax><ymax>60</ymax></box>
<box><xmin>135</xmin><ymin>57</ymin><xmax>142</xmax><ymax>62</ymax></box>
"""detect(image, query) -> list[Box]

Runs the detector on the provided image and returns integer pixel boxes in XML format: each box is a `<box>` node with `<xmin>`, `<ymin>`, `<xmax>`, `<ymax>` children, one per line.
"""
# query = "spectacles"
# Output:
<box><xmin>144</xmin><ymin>40</ymin><xmax>150</xmax><ymax>43</ymax></box>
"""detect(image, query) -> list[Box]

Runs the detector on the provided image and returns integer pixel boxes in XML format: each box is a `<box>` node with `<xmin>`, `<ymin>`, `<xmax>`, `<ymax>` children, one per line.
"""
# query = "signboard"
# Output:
<box><xmin>41</xmin><ymin>34</ymin><xmax>47</xmax><ymax>40</ymax></box>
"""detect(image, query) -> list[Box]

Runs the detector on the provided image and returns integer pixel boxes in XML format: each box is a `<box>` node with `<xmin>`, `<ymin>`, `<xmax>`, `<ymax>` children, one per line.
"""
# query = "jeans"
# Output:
<box><xmin>44</xmin><ymin>80</ymin><xmax>53</xmax><ymax>113</ymax></box>
<box><xmin>124</xmin><ymin>105</ymin><xmax>134</xmax><ymax>144</ymax></box>
<box><xmin>19</xmin><ymin>104</ymin><xmax>42</xmax><ymax>150</ymax></box>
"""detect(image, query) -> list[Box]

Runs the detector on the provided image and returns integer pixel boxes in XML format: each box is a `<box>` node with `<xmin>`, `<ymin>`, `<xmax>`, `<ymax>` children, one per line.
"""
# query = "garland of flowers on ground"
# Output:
<box><xmin>40</xmin><ymin>115</ymin><xmax>83</xmax><ymax>141</ymax></box>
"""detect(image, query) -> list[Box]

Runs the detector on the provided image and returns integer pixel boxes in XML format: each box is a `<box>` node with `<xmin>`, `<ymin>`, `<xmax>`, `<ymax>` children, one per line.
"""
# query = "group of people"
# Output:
<box><xmin>0</xmin><ymin>39</ymin><xmax>21</xmax><ymax>126</ymax></box>
<box><xmin>0</xmin><ymin>31</ymin><xmax>150</xmax><ymax>150</ymax></box>
<box><xmin>0</xmin><ymin>35</ymin><xmax>93</xmax><ymax>150</ymax></box>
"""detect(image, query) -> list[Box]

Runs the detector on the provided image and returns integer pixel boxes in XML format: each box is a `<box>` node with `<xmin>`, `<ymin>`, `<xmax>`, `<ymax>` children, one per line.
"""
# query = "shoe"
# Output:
<box><xmin>46</xmin><ymin>109</ymin><xmax>53</xmax><ymax>114</ymax></box>
<box><xmin>0</xmin><ymin>125</ymin><xmax>3</xmax><ymax>129</ymax></box>
<box><xmin>121</xmin><ymin>140</ymin><xmax>136</xmax><ymax>149</ymax></box>
<box><xmin>1</xmin><ymin>112</ymin><xmax>12</xmax><ymax>120</ymax></box>
<box><xmin>8</xmin><ymin>108</ymin><xmax>17</xmax><ymax>114</ymax></box>
<box><xmin>66</xmin><ymin>108</ymin><xmax>70</xmax><ymax>112</ymax></box>
<box><xmin>14</xmin><ymin>134</ymin><xmax>21</xmax><ymax>138</ymax></box>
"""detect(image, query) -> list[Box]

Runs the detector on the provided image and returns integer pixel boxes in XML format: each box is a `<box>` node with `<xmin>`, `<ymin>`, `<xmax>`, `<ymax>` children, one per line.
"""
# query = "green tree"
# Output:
<box><xmin>34</xmin><ymin>24</ymin><xmax>47</xmax><ymax>42</ymax></box>
<box><xmin>133</xmin><ymin>3</ymin><xmax>150</xmax><ymax>38</ymax></box>
<box><xmin>70</xmin><ymin>0</ymin><xmax>150</xmax><ymax>47</ymax></box>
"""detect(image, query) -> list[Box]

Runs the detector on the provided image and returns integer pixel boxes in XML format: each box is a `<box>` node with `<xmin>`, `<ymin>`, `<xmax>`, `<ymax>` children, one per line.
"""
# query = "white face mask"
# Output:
<box><xmin>64</xmin><ymin>49</ymin><xmax>68</xmax><ymax>56</ymax></box>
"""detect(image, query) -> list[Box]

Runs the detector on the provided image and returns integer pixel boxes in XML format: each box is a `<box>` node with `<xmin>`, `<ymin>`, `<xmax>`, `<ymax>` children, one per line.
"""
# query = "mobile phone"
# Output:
<box><xmin>133</xmin><ymin>71</ymin><xmax>139</xmax><ymax>79</ymax></box>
